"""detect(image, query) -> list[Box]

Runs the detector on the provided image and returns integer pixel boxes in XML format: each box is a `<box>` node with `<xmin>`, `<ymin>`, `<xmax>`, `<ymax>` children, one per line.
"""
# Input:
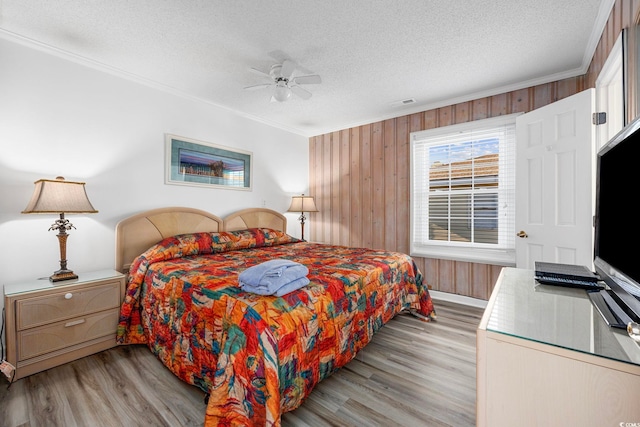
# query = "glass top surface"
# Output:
<box><xmin>487</xmin><ymin>268</ymin><xmax>640</xmax><ymax>367</ymax></box>
<box><xmin>3</xmin><ymin>269</ymin><xmax>123</xmax><ymax>296</ymax></box>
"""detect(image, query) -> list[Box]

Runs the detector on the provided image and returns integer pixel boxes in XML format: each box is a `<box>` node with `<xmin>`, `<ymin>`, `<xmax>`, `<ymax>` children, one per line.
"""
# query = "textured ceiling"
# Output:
<box><xmin>0</xmin><ymin>0</ymin><xmax>612</xmax><ymax>137</ymax></box>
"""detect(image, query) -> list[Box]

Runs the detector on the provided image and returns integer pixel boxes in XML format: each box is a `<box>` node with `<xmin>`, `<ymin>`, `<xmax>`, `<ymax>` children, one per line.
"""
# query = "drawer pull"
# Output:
<box><xmin>65</xmin><ymin>293</ymin><xmax>73</xmax><ymax>300</ymax></box>
<box><xmin>64</xmin><ymin>319</ymin><xmax>85</xmax><ymax>328</ymax></box>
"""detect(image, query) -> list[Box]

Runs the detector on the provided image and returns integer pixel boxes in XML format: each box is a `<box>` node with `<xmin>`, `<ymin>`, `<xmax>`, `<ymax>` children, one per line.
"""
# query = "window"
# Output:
<box><xmin>410</xmin><ymin>114</ymin><xmax>518</xmax><ymax>265</ymax></box>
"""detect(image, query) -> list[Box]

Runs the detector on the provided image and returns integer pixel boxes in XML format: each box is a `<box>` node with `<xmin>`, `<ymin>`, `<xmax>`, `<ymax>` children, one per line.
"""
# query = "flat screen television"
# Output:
<box><xmin>593</xmin><ymin>113</ymin><xmax>640</xmax><ymax>325</ymax></box>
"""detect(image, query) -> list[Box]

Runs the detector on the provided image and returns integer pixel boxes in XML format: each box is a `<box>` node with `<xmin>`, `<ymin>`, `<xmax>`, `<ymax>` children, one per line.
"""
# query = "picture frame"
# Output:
<box><xmin>165</xmin><ymin>134</ymin><xmax>252</xmax><ymax>191</ymax></box>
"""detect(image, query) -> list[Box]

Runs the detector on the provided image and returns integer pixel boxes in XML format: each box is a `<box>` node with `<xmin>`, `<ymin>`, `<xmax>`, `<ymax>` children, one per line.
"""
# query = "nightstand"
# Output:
<box><xmin>3</xmin><ymin>269</ymin><xmax>126</xmax><ymax>380</ymax></box>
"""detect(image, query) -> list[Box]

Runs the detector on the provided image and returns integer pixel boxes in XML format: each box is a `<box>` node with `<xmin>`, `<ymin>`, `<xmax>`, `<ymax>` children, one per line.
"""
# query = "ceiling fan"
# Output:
<box><xmin>244</xmin><ymin>59</ymin><xmax>321</xmax><ymax>102</ymax></box>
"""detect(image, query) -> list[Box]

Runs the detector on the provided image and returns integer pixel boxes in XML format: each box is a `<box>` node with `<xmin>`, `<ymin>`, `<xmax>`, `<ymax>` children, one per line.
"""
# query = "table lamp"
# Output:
<box><xmin>22</xmin><ymin>176</ymin><xmax>98</xmax><ymax>282</ymax></box>
<box><xmin>287</xmin><ymin>194</ymin><xmax>318</xmax><ymax>241</ymax></box>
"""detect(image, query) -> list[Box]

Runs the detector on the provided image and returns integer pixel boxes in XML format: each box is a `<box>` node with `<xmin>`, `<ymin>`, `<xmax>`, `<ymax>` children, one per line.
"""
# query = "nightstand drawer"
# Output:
<box><xmin>16</xmin><ymin>280</ymin><xmax>121</xmax><ymax>330</ymax></box>
<box><xmin>17</xmin><ymin>308</ymin><xmax>120</xmax><ymax>361</ymax></box>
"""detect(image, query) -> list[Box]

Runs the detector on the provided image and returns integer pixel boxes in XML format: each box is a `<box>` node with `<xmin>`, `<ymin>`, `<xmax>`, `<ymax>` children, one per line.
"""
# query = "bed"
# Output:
<box><xmin>115</xmin><ymin>207</ymin><xmax>436</xmax><ymax>426</ymax></box>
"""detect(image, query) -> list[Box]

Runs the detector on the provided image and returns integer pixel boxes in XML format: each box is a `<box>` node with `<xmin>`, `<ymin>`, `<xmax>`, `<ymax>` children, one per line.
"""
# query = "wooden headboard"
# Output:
<box><xmin>223</xmin><ymin>208</ymin><xmax>287</xmax><ymax>232</ymax></box>
<box><xmin>115</xmin><ymin>207</ymin><xmax>223</xmax><ymax>274</ymax></box>
<box><xmin>115</xmin><ymin>207</ymin><xmax>287</xmax><ymax>274</ymax></box>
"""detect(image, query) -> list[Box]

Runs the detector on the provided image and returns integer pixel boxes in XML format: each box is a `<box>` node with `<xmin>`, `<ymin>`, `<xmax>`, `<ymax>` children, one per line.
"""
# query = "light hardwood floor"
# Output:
<box><xmin>0</xmin><ymin>300</ymin><xmax>484</xmax><ymax>427</ymax></box>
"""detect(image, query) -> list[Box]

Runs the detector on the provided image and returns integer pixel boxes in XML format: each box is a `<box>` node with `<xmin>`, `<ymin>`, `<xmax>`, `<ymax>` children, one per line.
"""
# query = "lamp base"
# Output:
<box><xmin>50</xmin><ymin>269</ymin><xmax>78</xmax><ymax>282</ymax></box>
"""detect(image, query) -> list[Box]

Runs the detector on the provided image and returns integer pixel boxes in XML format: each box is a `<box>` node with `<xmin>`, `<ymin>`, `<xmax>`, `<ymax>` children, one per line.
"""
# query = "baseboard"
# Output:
<box><xmin>430</xmin><ymin>290</ymin><xmax>488</xmax><ymax>309</ymax></box>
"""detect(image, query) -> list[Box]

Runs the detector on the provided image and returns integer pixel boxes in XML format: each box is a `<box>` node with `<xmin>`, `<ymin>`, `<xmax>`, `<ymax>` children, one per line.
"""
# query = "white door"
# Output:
<box><xmin>596</xmin><ymin>31</ymin><xmax>625</xmax><ymax>150</ymax></box>
<box><xmin>515</xmin><ymin>89</ymin><xmax>595</xmax><ymax>269</ymax></box>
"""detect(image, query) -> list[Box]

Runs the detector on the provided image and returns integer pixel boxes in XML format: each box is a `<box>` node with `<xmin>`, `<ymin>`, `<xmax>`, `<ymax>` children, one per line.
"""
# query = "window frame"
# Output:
<box><xmin>409</xmin><ymin>113</ymin><xmax>520</xmax><ymax>265</ymax></box>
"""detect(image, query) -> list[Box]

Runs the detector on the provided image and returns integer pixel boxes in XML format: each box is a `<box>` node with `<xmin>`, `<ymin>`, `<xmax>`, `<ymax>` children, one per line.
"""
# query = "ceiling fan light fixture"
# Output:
<box><xmin>273</xmin><ymin>82</ymin><xmax>292</xmax><ymax>102</ymax></box>
<box><xmin>245</xmin><ymin>59</ymin><xmax>319</xmax><ymax>102</ymax></box>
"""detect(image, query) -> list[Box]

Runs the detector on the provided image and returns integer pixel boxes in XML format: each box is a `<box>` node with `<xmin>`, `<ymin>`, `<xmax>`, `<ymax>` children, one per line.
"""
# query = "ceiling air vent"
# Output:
<box><xmin>391</xmin><ymin>98</ymin><xmax>416</xmax><ymax>108</ymax></box>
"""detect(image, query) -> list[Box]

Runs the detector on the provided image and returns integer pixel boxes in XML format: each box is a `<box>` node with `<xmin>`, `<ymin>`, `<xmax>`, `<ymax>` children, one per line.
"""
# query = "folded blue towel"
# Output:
<box><xmin>273</xmin><ymin>276</ymin><xmax>310</xmax><ymax>297</ymax></box>
<box><xmin>239</xmin><ymin>259</ymin><xmax>309</xmax><ymax>295</ymax></box>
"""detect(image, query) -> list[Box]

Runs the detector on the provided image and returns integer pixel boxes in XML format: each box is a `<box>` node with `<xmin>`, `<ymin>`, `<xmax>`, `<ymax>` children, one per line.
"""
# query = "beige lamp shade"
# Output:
<box><xmin>22</xmin><ymin>177</ymin><xmax>98</xmax><ymax>214</ymax></box>
<box><xmin>287</xmin><ymin>194</ymin><xmax>318</xmax><ymax>213</ymax></box>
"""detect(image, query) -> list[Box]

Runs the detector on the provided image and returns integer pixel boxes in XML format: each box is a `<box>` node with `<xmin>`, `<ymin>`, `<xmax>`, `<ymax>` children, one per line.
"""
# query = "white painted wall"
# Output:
<box><xmin>0</xmin><ymin>37</ymin><xmax>310</xmax><ymax>319</ymax></box>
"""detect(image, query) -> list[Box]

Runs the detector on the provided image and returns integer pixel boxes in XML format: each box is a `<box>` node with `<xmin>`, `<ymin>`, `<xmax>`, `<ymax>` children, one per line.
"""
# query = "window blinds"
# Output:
<box><xmin>410</xmin><ymin>114</ymin><xmax>518</xmax><ymax>264</ymax></box>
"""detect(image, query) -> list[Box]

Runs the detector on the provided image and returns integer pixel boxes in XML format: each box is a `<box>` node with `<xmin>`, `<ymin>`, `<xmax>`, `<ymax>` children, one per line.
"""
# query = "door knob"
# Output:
<box><xmin>516</xmin><ymin>230</ymin><xmax>528</xmax><ymax>238</ymax></box>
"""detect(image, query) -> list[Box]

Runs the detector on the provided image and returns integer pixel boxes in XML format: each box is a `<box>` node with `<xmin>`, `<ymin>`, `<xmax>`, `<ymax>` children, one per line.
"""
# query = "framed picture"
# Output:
<box><xmin>165</xmin><ymin>134</ymin><xmax>252</xmax><ymax>191</ymax></box>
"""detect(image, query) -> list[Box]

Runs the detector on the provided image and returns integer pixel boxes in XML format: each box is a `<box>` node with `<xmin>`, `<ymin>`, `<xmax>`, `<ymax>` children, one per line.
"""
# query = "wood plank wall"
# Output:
<box><xmin>309</xmin><ymin>0</ymin><xmax>640</xmax><ymax>301</ymax></box>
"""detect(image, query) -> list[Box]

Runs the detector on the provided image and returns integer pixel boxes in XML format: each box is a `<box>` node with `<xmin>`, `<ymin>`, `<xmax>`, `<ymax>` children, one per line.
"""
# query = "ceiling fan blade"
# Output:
<box><xmin>244</xmin><ymin>83</ymin><xmax>273</xmax><ymax>90</ymax></box>
<box><xmin>249</xmin><ymin>67</ymin><xmax>271</xmax><ymax>79</ymax></box>
<box><xmin>281</xmin><ymin>60</ymin><xmax>296</xmax><ymax>78</ymax></box>
<box><xmin>291</xmin><ymin>85</ymin><xmax>312</xmax><ymax>100</ymax></box>
<box><xmin>292</xmin><ymin>74</ymin><xmax>321</xmax><ymax>85</ymax></box>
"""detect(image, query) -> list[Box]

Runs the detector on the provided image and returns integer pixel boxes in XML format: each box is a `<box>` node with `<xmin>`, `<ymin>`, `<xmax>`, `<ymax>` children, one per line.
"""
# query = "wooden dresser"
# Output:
<box><xmin>477</xmin><ymin>267</ymin><xmax>640</xmax><ymax>426</ymax></box>
<box><xmin>3</xmin><ymin>270</ymin><xmax>126</xmax><ymax>380</ymax></box>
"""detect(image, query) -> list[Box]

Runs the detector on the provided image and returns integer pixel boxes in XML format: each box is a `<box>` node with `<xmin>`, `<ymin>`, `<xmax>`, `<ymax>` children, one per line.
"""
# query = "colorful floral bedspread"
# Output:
<box><xmin>117</xmin><ymin>228</ymin><xmax>436</xmax><ymax>426</ymax></box>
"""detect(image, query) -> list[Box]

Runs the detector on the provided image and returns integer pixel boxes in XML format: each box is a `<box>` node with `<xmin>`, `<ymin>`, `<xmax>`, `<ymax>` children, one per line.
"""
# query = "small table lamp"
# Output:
<box><xmin>287</xmin><ymin>194</ymin><xmax>318</xmax><ymax>241</ymax></box>
<box><xmin>22</xmin><ymin>176</ymin><xmax>98</xmax><ymax>282</ymax></box>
